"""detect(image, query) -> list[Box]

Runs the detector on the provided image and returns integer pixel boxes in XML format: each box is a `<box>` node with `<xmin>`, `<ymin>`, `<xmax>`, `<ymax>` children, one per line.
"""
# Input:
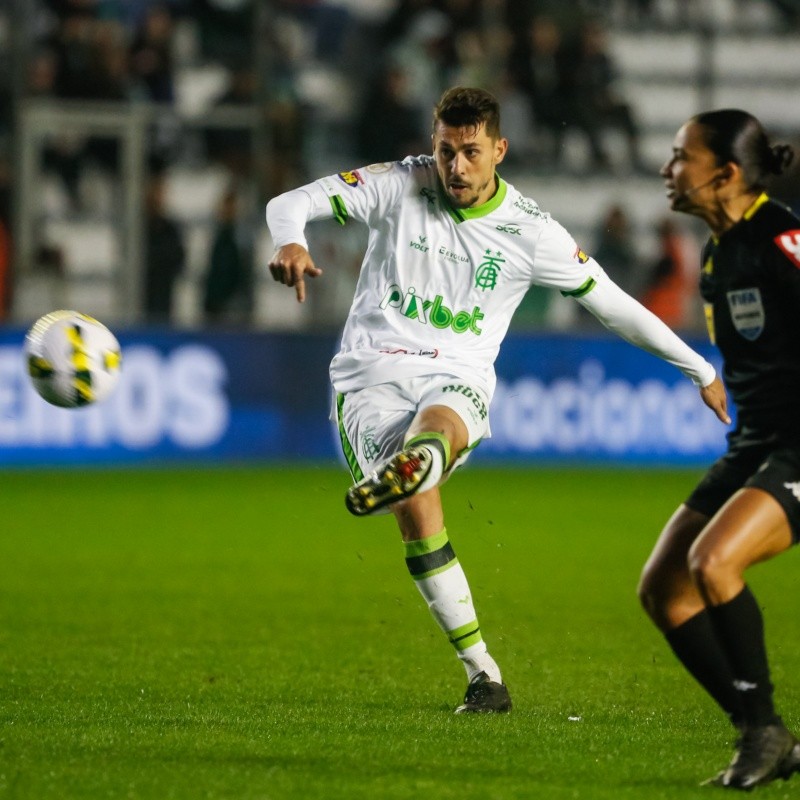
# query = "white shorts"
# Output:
<box><xmin>333</xmin><ymin>375</ymin><xmax>491</xmax><ymax>482</ymax></box>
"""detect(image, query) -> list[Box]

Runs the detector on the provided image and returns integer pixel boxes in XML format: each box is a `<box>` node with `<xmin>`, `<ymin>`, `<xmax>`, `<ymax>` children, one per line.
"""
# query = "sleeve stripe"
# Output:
<box><xmin>329</xmin><ymin>194</ymin><xmax>348</xmax><ymax>226</ymax></box>
<box><xmin>561</xmin><ymin>277</ymin><xmax>596</xmax><ymax>298</ymax></box>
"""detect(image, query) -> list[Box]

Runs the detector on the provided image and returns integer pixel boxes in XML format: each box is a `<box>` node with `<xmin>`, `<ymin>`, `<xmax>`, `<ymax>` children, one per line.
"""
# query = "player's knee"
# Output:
<box><xmin>687</xmin><ymin>543</ymin><xmax>731</xmax><ymax>595</ymax></box>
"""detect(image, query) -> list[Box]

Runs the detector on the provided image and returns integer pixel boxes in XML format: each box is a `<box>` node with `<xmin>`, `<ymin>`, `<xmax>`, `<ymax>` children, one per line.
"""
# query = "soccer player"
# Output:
<box><xmin>638</xmin><ymin>109</ymin><xmax>800</xmax><ymax>789</ymax></box>
<box><xmin>267</xmin><ymin>86</ymin><xmax>728</xmax><ymax>714</ymax></box>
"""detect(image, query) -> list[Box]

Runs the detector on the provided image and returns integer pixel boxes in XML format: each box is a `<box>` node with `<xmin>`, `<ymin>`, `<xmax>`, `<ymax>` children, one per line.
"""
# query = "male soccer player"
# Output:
<box><xmin>266</xmin><ymin>86</ymin><xmax>728</xmax><ymax>713</ymax></box>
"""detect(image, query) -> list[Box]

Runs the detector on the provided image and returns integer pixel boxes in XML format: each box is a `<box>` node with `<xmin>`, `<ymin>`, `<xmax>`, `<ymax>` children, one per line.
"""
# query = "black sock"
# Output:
<box><xmin>707</xmin><ymin>586</ymin><xmax>778</xmax><ymax>728</ymax></box>
<box><xmin>665</xmin><ymin>610</ymin><xmax>744</xmax><ymax>727</ymax></box>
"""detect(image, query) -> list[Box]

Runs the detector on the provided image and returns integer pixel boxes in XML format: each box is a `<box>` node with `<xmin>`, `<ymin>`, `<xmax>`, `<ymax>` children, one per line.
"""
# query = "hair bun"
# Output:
<box><xmin>769</xmin><ymin>143</ymin><xmax>795</xmax><ymax>175</ymax></box>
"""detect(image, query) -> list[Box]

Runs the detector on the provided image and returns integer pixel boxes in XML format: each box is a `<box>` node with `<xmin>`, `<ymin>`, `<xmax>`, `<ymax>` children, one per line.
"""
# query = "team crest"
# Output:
<box><xmin>475</xmin><ymin>250</ymin><xmax>505</xmax><ymax>291</ymax></box>
<box><xmin>726</xmin><ymin>287</ymin><xmax>764</xmax><ymax>341</ymax></box>
<box><xmin>573</xmin><ymin>246</ymin><xmax>590</xmax><ymax>264</ymax></box>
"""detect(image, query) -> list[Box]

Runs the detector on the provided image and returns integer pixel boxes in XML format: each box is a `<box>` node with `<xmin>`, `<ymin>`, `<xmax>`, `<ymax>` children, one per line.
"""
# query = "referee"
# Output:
<box><xmin>638</xmin><ymin>109</ymin><xmax>800</xmax><ymax>789</ymax></box>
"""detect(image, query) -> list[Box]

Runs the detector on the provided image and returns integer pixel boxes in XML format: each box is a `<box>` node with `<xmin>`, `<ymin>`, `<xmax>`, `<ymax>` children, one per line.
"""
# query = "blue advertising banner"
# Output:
<box><xmin>0</xmin><ymin>328</ymin><xmax>728</xmax><ymax>467</ymax></box>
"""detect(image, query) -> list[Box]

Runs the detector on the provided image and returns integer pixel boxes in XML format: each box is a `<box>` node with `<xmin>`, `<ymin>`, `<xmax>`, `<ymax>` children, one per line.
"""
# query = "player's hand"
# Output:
<box><xmin>268</xmin><ymin>243</ymin><xmax>323</xmax><ymax>303</ymax></box>
<box><xmin>699</xmin><ymin>375</ymin><xmax>731</xmax><ymax>425</ymax></box>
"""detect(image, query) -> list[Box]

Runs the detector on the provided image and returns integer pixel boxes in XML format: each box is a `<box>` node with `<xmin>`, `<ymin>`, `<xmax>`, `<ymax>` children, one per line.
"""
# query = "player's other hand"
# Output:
<box><xmin>700</xmin><ymin>375</ymin><xmax>731</xmax><ymax>425</ymax></box>
<box><xmin>268</xmin><ymin>243</ymin><xmax>323</xmax><ymax>303</ymax></box>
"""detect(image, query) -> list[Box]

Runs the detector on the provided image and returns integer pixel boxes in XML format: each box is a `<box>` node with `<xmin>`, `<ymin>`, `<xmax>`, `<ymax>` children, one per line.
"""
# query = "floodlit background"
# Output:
<box><xmin>0</xmin><ymin>0</ymin><xmax>798</xmax><ymax>466</ymax></box>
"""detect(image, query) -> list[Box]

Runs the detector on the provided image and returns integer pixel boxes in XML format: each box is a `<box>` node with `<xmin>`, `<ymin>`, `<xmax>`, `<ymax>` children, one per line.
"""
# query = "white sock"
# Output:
<box><xmin>404</xmin><ymin>529</ymin><xmax>502</xmax><ymax>684</ymax></box>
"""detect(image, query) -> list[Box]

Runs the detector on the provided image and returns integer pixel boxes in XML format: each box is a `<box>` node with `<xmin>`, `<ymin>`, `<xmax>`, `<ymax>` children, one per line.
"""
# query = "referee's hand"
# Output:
<box><xmin>700</xmin><ymin>376</ymin><xmax>731</xmax><ymax>425</ymax></box>
<box><xmin>268</xmin><ymin>243</ymin><xmax>323</xmax><ymax>303</ymax></box>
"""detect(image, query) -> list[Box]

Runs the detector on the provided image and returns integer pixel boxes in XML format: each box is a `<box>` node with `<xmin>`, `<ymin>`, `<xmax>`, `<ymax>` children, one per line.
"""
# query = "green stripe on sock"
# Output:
<box><xmin>336</xmin><ymin>393</ymin><xmax>363</xmax><ymax>481</ymax></box>
<box><xmin>406</xmin><ymin>543</ymin><xmax>458</xmax><ymax>580</ymax></box>
<box><xmin>405</xmin><ymin>432</ymin><xmax>451</xmax><ymax>467</ymax></box>
<box><xmin>404</xmin><ymin>529</ymin><xmax>449</xmax><ymax>558</ymax></box>
<box><xmin>405</xmin><ymin>529</ymin><xmax>458</xmax><ymax>581</ymax></box>
<box><xmin>448</xmin><ymin>620</ymin><xmax>483</xmax><ymax>651</ymax></box>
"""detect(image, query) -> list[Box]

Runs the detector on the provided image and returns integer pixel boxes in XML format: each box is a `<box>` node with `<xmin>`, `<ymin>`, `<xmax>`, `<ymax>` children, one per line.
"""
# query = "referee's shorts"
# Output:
<box><xmin>686</xmin><ymin>438</ymin><xmax>800</xmax><ymax>544</ymax></box>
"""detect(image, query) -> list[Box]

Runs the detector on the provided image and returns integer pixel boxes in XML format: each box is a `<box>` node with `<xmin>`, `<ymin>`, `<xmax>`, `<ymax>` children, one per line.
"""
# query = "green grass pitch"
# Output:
<box><xmin>2</xmin><ymin>465</ymin><xmax>799</xmax><ymax>799</ymax></box>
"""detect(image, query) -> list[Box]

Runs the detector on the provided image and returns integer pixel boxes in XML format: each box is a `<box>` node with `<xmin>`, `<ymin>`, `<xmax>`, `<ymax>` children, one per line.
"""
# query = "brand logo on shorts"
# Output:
<box><xmin>783</xmin><ymin>481</ymin><xmax>800</xmax><ymax>502</ymax></box>
<box><xmin>726</xmin><ymin>287</ymin><xmax>764</xmax><ymax>341</ymax></box>
<box><xmin>379</xmin><ymin>284</ymin><xmax>484</xmax><ymax>334</ymax></box>
<box><xmin>441</xmin><ymin>384</ymin><xmax>488</xmax><ymax>420</ymax></box>
<box><xmin>361</xmin><ymin>427</ymin><xmax>380</xmax><ymax>462</ymax></box>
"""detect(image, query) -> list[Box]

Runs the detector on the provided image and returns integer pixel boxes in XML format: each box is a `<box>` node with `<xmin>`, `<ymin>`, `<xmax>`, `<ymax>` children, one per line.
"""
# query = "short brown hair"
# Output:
<box><xmin>433</xmin><ymin>86</ymin><xmax>501</xmax><ymax>140</ymax></box>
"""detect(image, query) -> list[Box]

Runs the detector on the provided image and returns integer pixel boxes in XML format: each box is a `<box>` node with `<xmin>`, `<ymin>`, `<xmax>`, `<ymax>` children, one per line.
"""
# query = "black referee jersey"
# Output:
<box><xmin>700</xmin><ymin>193</ymin><xmax>800</xmax><ymax>442</ymax></box>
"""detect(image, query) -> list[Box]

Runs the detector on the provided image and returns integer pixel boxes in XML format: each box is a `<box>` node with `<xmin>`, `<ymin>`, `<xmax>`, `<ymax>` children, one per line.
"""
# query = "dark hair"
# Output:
<box><xmin>433</xmin><ymin>86</ymin><xmax>501</xmax><ymax>140</ymax></box>
<box><xmin>691</xmin><ymin>109</ymin><xmax>794</xmax><ymax>189</ymax></box>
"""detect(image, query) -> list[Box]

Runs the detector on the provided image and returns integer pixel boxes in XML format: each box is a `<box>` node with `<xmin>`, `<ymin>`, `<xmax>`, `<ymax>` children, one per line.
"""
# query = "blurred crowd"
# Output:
<box><xmin>0</xmin><ymin>0</ymin><xmax>798</xmax><ymax>327</ymax></box>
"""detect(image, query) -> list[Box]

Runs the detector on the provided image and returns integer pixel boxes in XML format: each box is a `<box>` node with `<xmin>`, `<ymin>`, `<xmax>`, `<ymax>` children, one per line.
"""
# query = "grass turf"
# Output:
<box><xmin>1</xmin><ymin>465</ymin><xmax>799</xmax><ymax>799</ymax></box>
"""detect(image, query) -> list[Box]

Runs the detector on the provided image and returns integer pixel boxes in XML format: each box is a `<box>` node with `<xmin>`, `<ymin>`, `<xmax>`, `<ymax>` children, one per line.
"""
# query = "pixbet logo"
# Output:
<box><xmin>379</xmin><ymin>284</ymin><xmax>484</xmax><ymax>334</ymax></box>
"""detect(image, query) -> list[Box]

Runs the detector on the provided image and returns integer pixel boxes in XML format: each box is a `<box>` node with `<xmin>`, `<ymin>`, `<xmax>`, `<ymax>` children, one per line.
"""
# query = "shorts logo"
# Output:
<box><xmin>783</xmin><ymin>481</ymin><xmax>800</xmax><ymax>502</ymax></box>
<box><xmin>775</xmin><ymin>230</ymin><xmax>800</xmax><ymax>268</ymax></box>
<box><xmin>379</xmin><ymin>284</ymin><xmax>484</xmax><ymax>334</ymax></box>
<box><xmin>726</xmin><ymin>287</ymin><xmax>764</xmax><ymax>341</ymax></box>
<box><xmin>338</xmin><ymin>170</ymin><xmax>364</xmax><ymax>187</ymax></box>
<box><xmin>441</xmin><ymin>384</ymin><xmax>488</xmax><ymax>420</ymax></box>
<box><xmin>360</xmin><ymin>427</ymin><xmax>380</xmax><ymax>462</ymax></box>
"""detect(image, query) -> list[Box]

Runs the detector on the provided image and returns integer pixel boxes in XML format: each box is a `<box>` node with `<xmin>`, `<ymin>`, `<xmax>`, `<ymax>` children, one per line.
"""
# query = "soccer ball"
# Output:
<box><xmin>24</xmin><ymin>310</ymin><xmax>122</xmax><ymax>408</ymax></box>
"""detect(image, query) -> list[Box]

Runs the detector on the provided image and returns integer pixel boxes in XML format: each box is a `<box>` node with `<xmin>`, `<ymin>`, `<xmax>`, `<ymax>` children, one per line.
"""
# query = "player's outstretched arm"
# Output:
<box><xmin>268</xmin><ymin>243</ymin><xmax>323</xmax><ymax>303</ymax></box>
<box><xmin>578</xmin><ymin>272</ymin><xmax>730</xmax><ymax>424</ymax></box>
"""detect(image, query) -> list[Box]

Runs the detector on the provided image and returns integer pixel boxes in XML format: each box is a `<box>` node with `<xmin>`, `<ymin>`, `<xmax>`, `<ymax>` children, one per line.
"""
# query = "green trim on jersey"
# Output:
<box><xmin>336</xmin><ymin>393</ymin><xmax>363</xmax><ymax>481</ymax></box>
<box><xmin>438</xmin><ymin>176</ymin><xmax>508</xmax><ymax>224</ymax></box>
<box><xmin>329</xmin><ymin>194</ymin><xmax>348</xmax><ymax>226</ymax></box>
<box><xmin>448</xmin><ymin>620</ymin><xmax>483</xmax><ymax>651</ymax></box>
<box><xmin>561</xmin><ymin>276</ymin><xmax>596</xmax><ymax>298</ymax></box>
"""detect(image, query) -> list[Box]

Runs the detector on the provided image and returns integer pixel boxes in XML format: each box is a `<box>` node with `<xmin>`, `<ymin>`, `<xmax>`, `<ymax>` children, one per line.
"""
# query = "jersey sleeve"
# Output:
<box><xmin>578</xmin><ymin>270</ymin><xmax>716</xmax><ymax>386</ymax></box>
<box><xmin>311</xmin><ymin>162</ymin><xmax>410</xmax><ymax>228</ymax></box>
<box><xmin>530</xmin><ymin>218</ymin><xmax>603</xmax><ymax>297</ymax></box>
<box><xmin>265</xmin><ymin>161</ymin><xmax>411</xmax><ymax>248</ymax></box>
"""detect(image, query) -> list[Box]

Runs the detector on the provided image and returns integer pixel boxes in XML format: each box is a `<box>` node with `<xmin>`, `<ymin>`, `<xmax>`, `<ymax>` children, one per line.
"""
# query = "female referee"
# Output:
<box><xmin>638</xmin><ymin>109</ymin><xmax>800</xmax><ymax>790</ymax></box>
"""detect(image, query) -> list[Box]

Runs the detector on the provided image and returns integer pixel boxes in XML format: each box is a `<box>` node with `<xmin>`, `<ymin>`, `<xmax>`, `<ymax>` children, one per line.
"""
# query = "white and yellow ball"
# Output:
<box><xmin>24</xmin><ymin>310</ymin><xmax>122</xmax><ymax>408</ymax></box>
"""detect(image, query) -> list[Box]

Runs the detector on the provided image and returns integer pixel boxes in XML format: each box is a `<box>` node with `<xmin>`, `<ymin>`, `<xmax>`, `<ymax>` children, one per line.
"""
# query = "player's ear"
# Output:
<box><xmin>494</xmin><ymin>137</ymin><xmax>509</xmax><ymax>165</ymax></box>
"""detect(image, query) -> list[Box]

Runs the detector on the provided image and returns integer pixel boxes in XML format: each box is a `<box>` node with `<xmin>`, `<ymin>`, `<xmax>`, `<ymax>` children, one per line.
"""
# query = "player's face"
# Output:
<box><xmin>660</xmin><ymin>122</ymin><xmax>721</xmax><ymax>213</ymax></box>
<box><xmin>432</xmin><ymin>122</ymin><xmax>508</xmax><ymax>209</ymax></box>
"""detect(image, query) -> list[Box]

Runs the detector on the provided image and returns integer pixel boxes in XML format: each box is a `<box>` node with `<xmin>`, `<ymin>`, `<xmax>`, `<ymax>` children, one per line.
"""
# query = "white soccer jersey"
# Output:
<box><xmin>267</xmin><ymin>155</ymin><xmax>716</xmax><ymax>400</ymax></box>
<box><xmin>300</xmin><ymin>156</ymin><xmax>602</xmax><ymax>399</ymax></box>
